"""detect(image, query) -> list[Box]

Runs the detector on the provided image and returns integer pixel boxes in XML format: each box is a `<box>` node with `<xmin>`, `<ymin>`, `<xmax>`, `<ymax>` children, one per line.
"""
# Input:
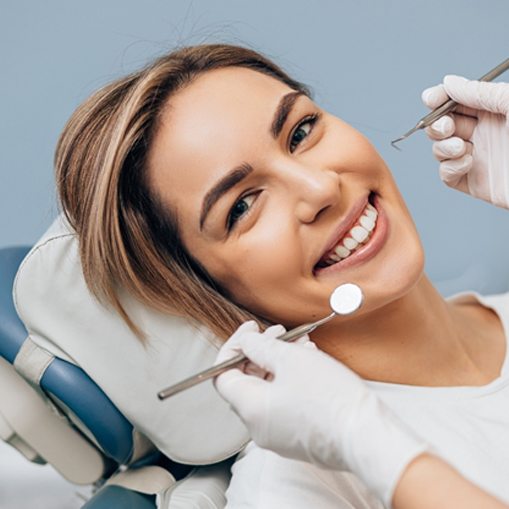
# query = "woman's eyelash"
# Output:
<box><xmin>289</xmin><ymin>113</ymin><xmax>320</xmax><ymax>153</ymax></box>
<box><xmin>227</xmin><ymin>192</ymin><xmax>258</xmax><ymax>231</ymax></box>
<box><xmin>225</xmin><ymin>113</ymin><xmax>320</xmax><ymax>232</ymax></box>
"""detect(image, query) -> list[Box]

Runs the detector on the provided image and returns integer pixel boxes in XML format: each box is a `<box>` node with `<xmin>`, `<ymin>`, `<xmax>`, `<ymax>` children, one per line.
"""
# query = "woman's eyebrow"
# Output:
<box><xmin>200</xmin><ymin>162</ymin><xmax>254</xmax><ymax>231</ymax></box>
<box><xmin>199</xmin><ymin>91</ymin><xmax>304</xmax><ymax>231</ymax></box>
<box><xmin>270</xmin><ymin>90</ymin><xmax>306</xmax><ymax>139</ymax></box>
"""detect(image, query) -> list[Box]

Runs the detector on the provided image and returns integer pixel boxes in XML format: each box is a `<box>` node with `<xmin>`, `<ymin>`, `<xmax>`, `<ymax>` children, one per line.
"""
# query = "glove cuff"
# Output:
<box><xmin>340</xmin><ymin>394</ymin><xmax>430</xmax><ymax>508</ymax></box>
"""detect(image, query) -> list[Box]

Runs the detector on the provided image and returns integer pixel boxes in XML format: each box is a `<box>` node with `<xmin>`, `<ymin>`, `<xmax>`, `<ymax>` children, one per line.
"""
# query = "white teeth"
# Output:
<box><xmin>320</xmin><ymin>199</ymin><xmax>379</xmax><ymax>267</ymax></box>
<box><xmin>359</xmin><ymin>215</ymin><xmax>375</xmax><ymax>232</ymax></box>
<box><xmin>365</xmin><ymin>208</ymin><xmax>377</xmax><ymax>220</ymax></box>
<box><xmin>350</xmin><ymin>226</ymin><xmax>369</xmax><ymax>243</ymax></box>
<box><xmin>335</xmin><ymin>245</ymin><xmax>351</xmax><ymax>259</ymax></box>
<box><xmin>343</xmin><ymin>237</ymin><xmax>358</xmax><ymax>250</ymax></box>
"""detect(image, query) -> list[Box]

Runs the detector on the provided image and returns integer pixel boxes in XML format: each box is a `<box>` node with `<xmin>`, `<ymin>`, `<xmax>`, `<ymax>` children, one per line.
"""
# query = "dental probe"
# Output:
<box><xmin>391</xmin><ymin>57</ymin><xmax>509</xmax><ymax>149</ymax></box>
<box><xmin>157</xmin><ymin>283</ymin><xmax>364</xmax><ymax>400</ymax></box>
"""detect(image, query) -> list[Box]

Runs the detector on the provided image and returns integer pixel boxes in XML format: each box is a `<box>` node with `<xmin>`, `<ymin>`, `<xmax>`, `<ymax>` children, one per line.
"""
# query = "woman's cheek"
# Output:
<box><xmin>221</xmin><ymin>231</ymin><xmax>299</xmax><ymax>311</ymax></box>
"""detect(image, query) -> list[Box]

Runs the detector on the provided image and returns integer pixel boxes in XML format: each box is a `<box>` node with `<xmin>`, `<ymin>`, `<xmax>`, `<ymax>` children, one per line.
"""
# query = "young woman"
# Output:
<box><xmin>214</xmin><ymin>74</ymin><xmax>509</xmax><ymax>509</ymax></box>
<box><xmin>55</xmin><ymin>44</ymin><xmax>509</xmax><ymax>508</ymax></box>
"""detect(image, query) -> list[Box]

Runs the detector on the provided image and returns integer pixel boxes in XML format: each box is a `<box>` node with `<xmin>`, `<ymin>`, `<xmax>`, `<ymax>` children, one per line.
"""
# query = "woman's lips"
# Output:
<box><xmin>314</xmin><ymin>193</ymin><xmax>388</xmax><ymax>275</ymax></box>
<box><xmin>317</xmin><ymin>194</ymin><xmax>371</xmax><ymax>264</ymax></box>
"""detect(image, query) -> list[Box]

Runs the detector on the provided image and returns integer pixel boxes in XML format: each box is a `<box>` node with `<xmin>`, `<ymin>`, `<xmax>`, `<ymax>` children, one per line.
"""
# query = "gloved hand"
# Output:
<box><xmin>214</xmin><ymin>321</ymin><xmax>429</xmax><ymax>507</ymax></box>
<box><xmin>422</xmin><ymin>75</ymin><xmax>509</xmax><ymax>209</ymax></box>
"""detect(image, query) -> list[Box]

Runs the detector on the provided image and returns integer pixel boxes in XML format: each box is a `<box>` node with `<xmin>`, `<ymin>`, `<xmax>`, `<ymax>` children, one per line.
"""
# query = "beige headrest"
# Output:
<box><xmin>13</xmin><ymin>215</ymin><xmax>248</xmax><ymax>464</ymax></box>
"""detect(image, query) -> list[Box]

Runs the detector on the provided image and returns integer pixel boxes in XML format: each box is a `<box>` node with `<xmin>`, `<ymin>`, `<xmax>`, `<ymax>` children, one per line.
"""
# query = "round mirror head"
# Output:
<box><xmin>329</xmin><ymin>283</ymin><xmax>364</xmax><ymax>315</ymax></box>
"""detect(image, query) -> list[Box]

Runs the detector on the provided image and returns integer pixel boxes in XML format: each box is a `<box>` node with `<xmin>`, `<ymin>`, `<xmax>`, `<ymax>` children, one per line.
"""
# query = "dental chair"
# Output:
<box><xmin>0</xmin><ymin>215</ymin><xmax>250</xmax><ymax>508</ymax></box>
<box><xmin>7</xmin><ymin>210</ymin><xmax>505</xmax><ymax>509</ymax></box>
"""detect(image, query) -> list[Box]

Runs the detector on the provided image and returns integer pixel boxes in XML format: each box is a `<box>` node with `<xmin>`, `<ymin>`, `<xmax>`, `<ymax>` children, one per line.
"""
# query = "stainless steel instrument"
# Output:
<box><xmin>391</xmin><ymin>57</ymin><xmax>509</xmax><ymax>149</ymax></box>
<box><xmin>158</xmin><ymin>283</ymin><xmax>364</xmax><ymax>400</ymax></box>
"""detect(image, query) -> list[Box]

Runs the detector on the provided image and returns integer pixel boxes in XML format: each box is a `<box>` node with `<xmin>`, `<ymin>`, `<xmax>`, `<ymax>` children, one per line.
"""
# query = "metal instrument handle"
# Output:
<box><xmin>420</xmin><ymin>57</ymin><xmax>509</xmax><ymax>129</ymax></box>
<box><xmin>157</xmin><ymin>312</ymin><xmax>335</xmax><ymax>400</ymax></box>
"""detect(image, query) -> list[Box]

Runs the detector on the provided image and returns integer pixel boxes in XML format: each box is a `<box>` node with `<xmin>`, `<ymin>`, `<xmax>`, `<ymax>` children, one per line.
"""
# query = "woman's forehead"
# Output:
<box><xmin>158</xmin><ymin>67</ymin><xmax>293</xmax><ymax>152</ymax></box>
<box><xmin>174</xmin><ymin>66</ymin><xmax>293</xmax><ymax>112</ymax></box>
<box><xmin>147</xmin><ymin>68</ymin><xmax>295</xmax><ymax>214</ymax></box>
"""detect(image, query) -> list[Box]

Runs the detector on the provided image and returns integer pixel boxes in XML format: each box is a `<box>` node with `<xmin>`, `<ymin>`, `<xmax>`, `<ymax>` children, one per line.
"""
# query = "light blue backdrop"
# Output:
<box><xmin>1</xmin><ymin>0</ymin><xmax>508</xmax><ymax>296</ymax></box>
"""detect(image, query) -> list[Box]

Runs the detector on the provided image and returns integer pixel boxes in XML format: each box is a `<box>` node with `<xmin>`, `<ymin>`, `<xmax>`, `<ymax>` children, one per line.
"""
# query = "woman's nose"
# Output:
<box><xmin>283</xmin><ymin>163</ymin><xmax>340</xmax><ymax>224</ymax></box>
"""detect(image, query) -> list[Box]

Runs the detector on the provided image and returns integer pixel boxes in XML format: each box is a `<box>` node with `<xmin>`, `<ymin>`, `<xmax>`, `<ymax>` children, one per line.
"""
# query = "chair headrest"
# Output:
<box><xmin>13</xmin><ymin>215</ymin><xmax>249</xmax><ymax>465</ymax></box>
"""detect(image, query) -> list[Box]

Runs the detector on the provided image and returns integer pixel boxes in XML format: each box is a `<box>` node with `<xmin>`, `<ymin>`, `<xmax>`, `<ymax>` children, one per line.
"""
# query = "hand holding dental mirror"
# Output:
<box><xmin>157</xmin><ymin>283</ymin><xmax>364</xmax><ymax>400</ymax></box>
<box><xmin>213</xmin><ymin>283</ymin><xmax>428</xmax><ymax>509</ymax></box>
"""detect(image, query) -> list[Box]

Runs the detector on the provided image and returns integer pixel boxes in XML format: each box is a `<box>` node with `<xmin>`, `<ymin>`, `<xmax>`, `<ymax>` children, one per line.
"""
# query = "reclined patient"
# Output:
<box><xmin>52</xmin><ymin>44</ymin><xmax>509</xmax><ymax>507</ymax></box>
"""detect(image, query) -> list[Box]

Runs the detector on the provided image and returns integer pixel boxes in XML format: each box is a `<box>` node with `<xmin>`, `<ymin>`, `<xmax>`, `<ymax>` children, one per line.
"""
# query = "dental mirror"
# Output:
<box><xmin>330</xmin><ymin>282</ymin><xmax>364</xmax><ymax>315</ymax></box>
<box><xmin>158</xmin><ymin>282</ymin><xmax>364</xmax><ymax>400</ymax></box>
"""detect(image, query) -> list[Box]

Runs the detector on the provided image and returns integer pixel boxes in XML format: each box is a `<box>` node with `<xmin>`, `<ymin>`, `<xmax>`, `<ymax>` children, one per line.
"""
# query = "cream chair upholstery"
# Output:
<box><xmin>5</xmin><ymin>215</ymin><xmax>251</xmax><ymax>507</ymax></box>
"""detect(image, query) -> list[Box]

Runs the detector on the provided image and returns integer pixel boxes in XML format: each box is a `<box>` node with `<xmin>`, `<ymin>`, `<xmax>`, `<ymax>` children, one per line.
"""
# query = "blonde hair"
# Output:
<box><xmin>55</xmin><ymin>44</ymin><xmax>310</xmax><ymax>341</ymax></box>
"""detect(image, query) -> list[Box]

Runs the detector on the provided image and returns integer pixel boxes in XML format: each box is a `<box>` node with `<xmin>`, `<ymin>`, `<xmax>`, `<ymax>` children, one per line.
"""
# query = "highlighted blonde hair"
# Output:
<box><xmin>55</xmin><ymin>44</ymin><xmax>310</xmax><ymax>341</ymax></box>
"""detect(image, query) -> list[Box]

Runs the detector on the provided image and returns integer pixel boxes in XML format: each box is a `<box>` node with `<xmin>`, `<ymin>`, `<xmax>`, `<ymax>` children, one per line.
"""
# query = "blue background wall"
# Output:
<box><xmin>1</xmin><ymin>0</ymin><xmax>508</xmax><ymax>296</ymax></box>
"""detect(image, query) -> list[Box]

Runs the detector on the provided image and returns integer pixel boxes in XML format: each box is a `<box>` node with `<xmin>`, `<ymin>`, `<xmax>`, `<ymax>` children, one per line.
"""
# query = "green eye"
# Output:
<box><xmin>230</xmin><ymin>200</ymin><xmax>249</xmax><ymax>223</ymax></box>
<box><xmin>227</xmin><ymin>194</ymin><xmax>257</xmax><ymax>231</ymax></box>
<box><xmin>289</xmin><ymin>115</ymin><xmax>318</xmax><ymax>152</ymax></box>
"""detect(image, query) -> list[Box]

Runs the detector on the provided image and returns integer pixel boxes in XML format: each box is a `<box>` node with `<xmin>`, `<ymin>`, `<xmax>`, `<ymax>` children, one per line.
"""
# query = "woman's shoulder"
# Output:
<box><xmin>447</xmin><ymin>289</ymin><xmax>509</xmax><ymax>310</ymax></box>
<box><xmin>448</xmin><ymin>289</ymin><xmax>509</xmax><ymax>338</ymax></box>
<box><xmin>225</xmin><ymin>442</ymin><xmax>384</xmax><ymax>509</ymax></box>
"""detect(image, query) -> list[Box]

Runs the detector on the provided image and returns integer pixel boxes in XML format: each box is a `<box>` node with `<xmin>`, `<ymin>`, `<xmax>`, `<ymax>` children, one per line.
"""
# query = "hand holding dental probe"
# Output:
<box><xmin>422</xmin><ymin>74</ymin><xmax>509</xmax><ymax>210</ymax></box>
<box><xmin>214</xmin><ymin>294</ymin><xmax>509</xmax><ymax>509</ymax></box>
<box><xmin>390</xmin><ymin>57</ymin><xmax>509</xmax><ymax>150</ymax></box>
<box><xmin>157</xmin><ymin>283</ymin><xmax>364</xmax><ymax>400</ymax></box>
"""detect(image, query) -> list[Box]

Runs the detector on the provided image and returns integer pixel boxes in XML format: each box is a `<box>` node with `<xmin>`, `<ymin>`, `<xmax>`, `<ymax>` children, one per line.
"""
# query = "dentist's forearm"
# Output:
<box><xmin>392</xmin><ymin>453</ymin><xmax>508</xmax><ymax>509</ymax></box>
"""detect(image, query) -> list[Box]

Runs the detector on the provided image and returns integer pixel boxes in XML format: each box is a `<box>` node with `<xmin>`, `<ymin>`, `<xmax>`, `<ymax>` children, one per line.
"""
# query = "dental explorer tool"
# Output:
<box><xmin>391</xmin><ymin>57</ymin><xmax>509</xmax><ymax>150</ymax></box>
<box><xmin>157</xmin><ymin>283</ymin><xmax>364</xmax><ymax>400</ymax></box>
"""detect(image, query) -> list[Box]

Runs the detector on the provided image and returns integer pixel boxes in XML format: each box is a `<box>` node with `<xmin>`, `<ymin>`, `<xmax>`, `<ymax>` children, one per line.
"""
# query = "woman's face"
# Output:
<box><xmin>148</xmin><ymin>67</ymin><xmax>424</xmax><ymax>327</ymax></box>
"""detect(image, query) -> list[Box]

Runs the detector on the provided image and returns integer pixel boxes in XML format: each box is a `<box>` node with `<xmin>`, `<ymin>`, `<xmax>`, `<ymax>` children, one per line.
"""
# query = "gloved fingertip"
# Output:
<box><xmin>293</xmin><ymin>333</ymin><xmax>311</xmax><ymax>345</ymax></box>
<box><xmin>421</xmin><ymin>87</ymin><xmax>433</xmax><ymax>105</ymax></box>
<box><xmin>443</xmin><ymin>74</ymin><xmax>468</xmax><ymax>88</ymax></box>
<box><xmin>236</xmin><ymin>334</ymin><xmax>284</xmax><ymax>372</ymax></box>
<box><xmin>431</xmin><ymin>116</ymin><xmax>455</xmax><ymax>137</ymax></box>
<box><xmin>215</xmin><ymin>322</ymin><xmax>261</xmax><ymax>364</ymax></box>
<box><xmin>424</xmin><ymin>125</ymin><xmax>442</xmax><ymax>141</ymax></box>
<box><xmin>264</xmin><ymin>324</ymin><xmax>286</xmax><ymax>338</ymax></box>
<box><xmin>451</xmin><ymin>137</ymin><xmax>465</xmax><ymax>152</ymax></box>
<box><xmin>434</xmin><ymin>137</ymin><xmax>466</xmax><ymax>159</ymax></box>
<box><xmin>461</xmin><ymin>153</ymin><xmax>473</xmax><ymax>170</ymax></box>
<box><xmin>421</xmin><ymin>84</ymin><xmax>447</xmax><ymax>109</ymax></box>
<box><xmin>240</xmin><ymin>320</ymin><xmax>261</xmax><ymax>332</ymax></box>
<box><xmin>439</xmin><ymin>155</ymin><xmax>472</xmax><ymax>184</ymax></box>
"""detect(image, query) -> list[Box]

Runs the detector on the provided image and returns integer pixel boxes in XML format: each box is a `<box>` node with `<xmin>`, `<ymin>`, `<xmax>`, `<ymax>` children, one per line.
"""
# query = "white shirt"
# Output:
<box><xmin>225</xmin><ymin>290</ymin><xmax>509</xmax><ymax>508</ymax></box>
<box><xmin>226</xmin><ymin>442</ymin><xmax>384</xmax><ymax>509</ymax></box>
<box><xmin>368</xmin><ymin>290</ymin><xmax>509</xmax><ymax>503</ymax></box>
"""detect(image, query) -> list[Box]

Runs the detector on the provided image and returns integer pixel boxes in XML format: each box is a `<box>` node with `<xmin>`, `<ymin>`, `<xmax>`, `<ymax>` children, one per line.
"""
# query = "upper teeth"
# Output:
<box><xmin>324</xmin><ymin>203</ymin><xmax>378</xmax><ymax>264</ymax></box>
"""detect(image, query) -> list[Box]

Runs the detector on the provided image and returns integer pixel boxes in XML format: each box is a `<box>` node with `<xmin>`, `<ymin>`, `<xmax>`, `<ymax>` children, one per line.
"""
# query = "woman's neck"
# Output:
<box><xmin>311</xmin><ymin>274</ymin><xmax>504</xmax><ymax>387</ymax></box>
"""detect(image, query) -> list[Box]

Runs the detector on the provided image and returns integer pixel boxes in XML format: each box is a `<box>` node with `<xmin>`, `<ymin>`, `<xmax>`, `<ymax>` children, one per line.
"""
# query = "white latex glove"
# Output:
<box><xmin>214</xmin><ymin>322</ymin><xmax>429</xmax><ymax>507</ymax></box>
<box><xmin>422</xmin><ymin>75</ymin><xmax>509</xmax><ymax>209</ymax></box>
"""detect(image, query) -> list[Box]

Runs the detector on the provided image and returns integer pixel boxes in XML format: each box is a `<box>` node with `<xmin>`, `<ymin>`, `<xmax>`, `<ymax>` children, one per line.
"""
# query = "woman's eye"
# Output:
<box><xmin>227</xmin><ymin>193</ymin><xmax>257</xmax><ymax>231</ymax></box>
<box><xmin>289</xmin><ymin>115</ymin><xmax>318</xmax><ymax>153</ymax></box>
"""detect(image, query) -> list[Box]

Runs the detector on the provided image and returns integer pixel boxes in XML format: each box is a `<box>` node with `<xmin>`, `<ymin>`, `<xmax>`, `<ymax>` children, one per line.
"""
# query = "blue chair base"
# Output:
<box><xmin>82</xmin><ymin>485</ymin><xmax>155</xmax><ymax>509</ymax></box>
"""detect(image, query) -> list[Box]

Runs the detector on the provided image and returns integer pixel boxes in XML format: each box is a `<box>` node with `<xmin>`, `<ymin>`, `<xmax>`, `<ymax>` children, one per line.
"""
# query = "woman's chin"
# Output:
<box><xmin>314</xmin><ymin>216</ymin><xmax>425</xmax><ymax>320</ymax></box>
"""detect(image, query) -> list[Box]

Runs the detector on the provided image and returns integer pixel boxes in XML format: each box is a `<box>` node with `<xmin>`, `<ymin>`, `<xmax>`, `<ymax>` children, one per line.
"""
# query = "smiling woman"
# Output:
<box><xmin>54</xmin><ymin>43</ymin><xmax>509</xmax><ymax>508</ymax></box>
<box><xmin>144</xmin><ymin>62</ymin><xmax>426</xmax><ymax>336</ymax></box>
<box><xmin>55</xmin><ymin>45</ymin><xmax>311</xmax><ymax>340</ymax></box>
